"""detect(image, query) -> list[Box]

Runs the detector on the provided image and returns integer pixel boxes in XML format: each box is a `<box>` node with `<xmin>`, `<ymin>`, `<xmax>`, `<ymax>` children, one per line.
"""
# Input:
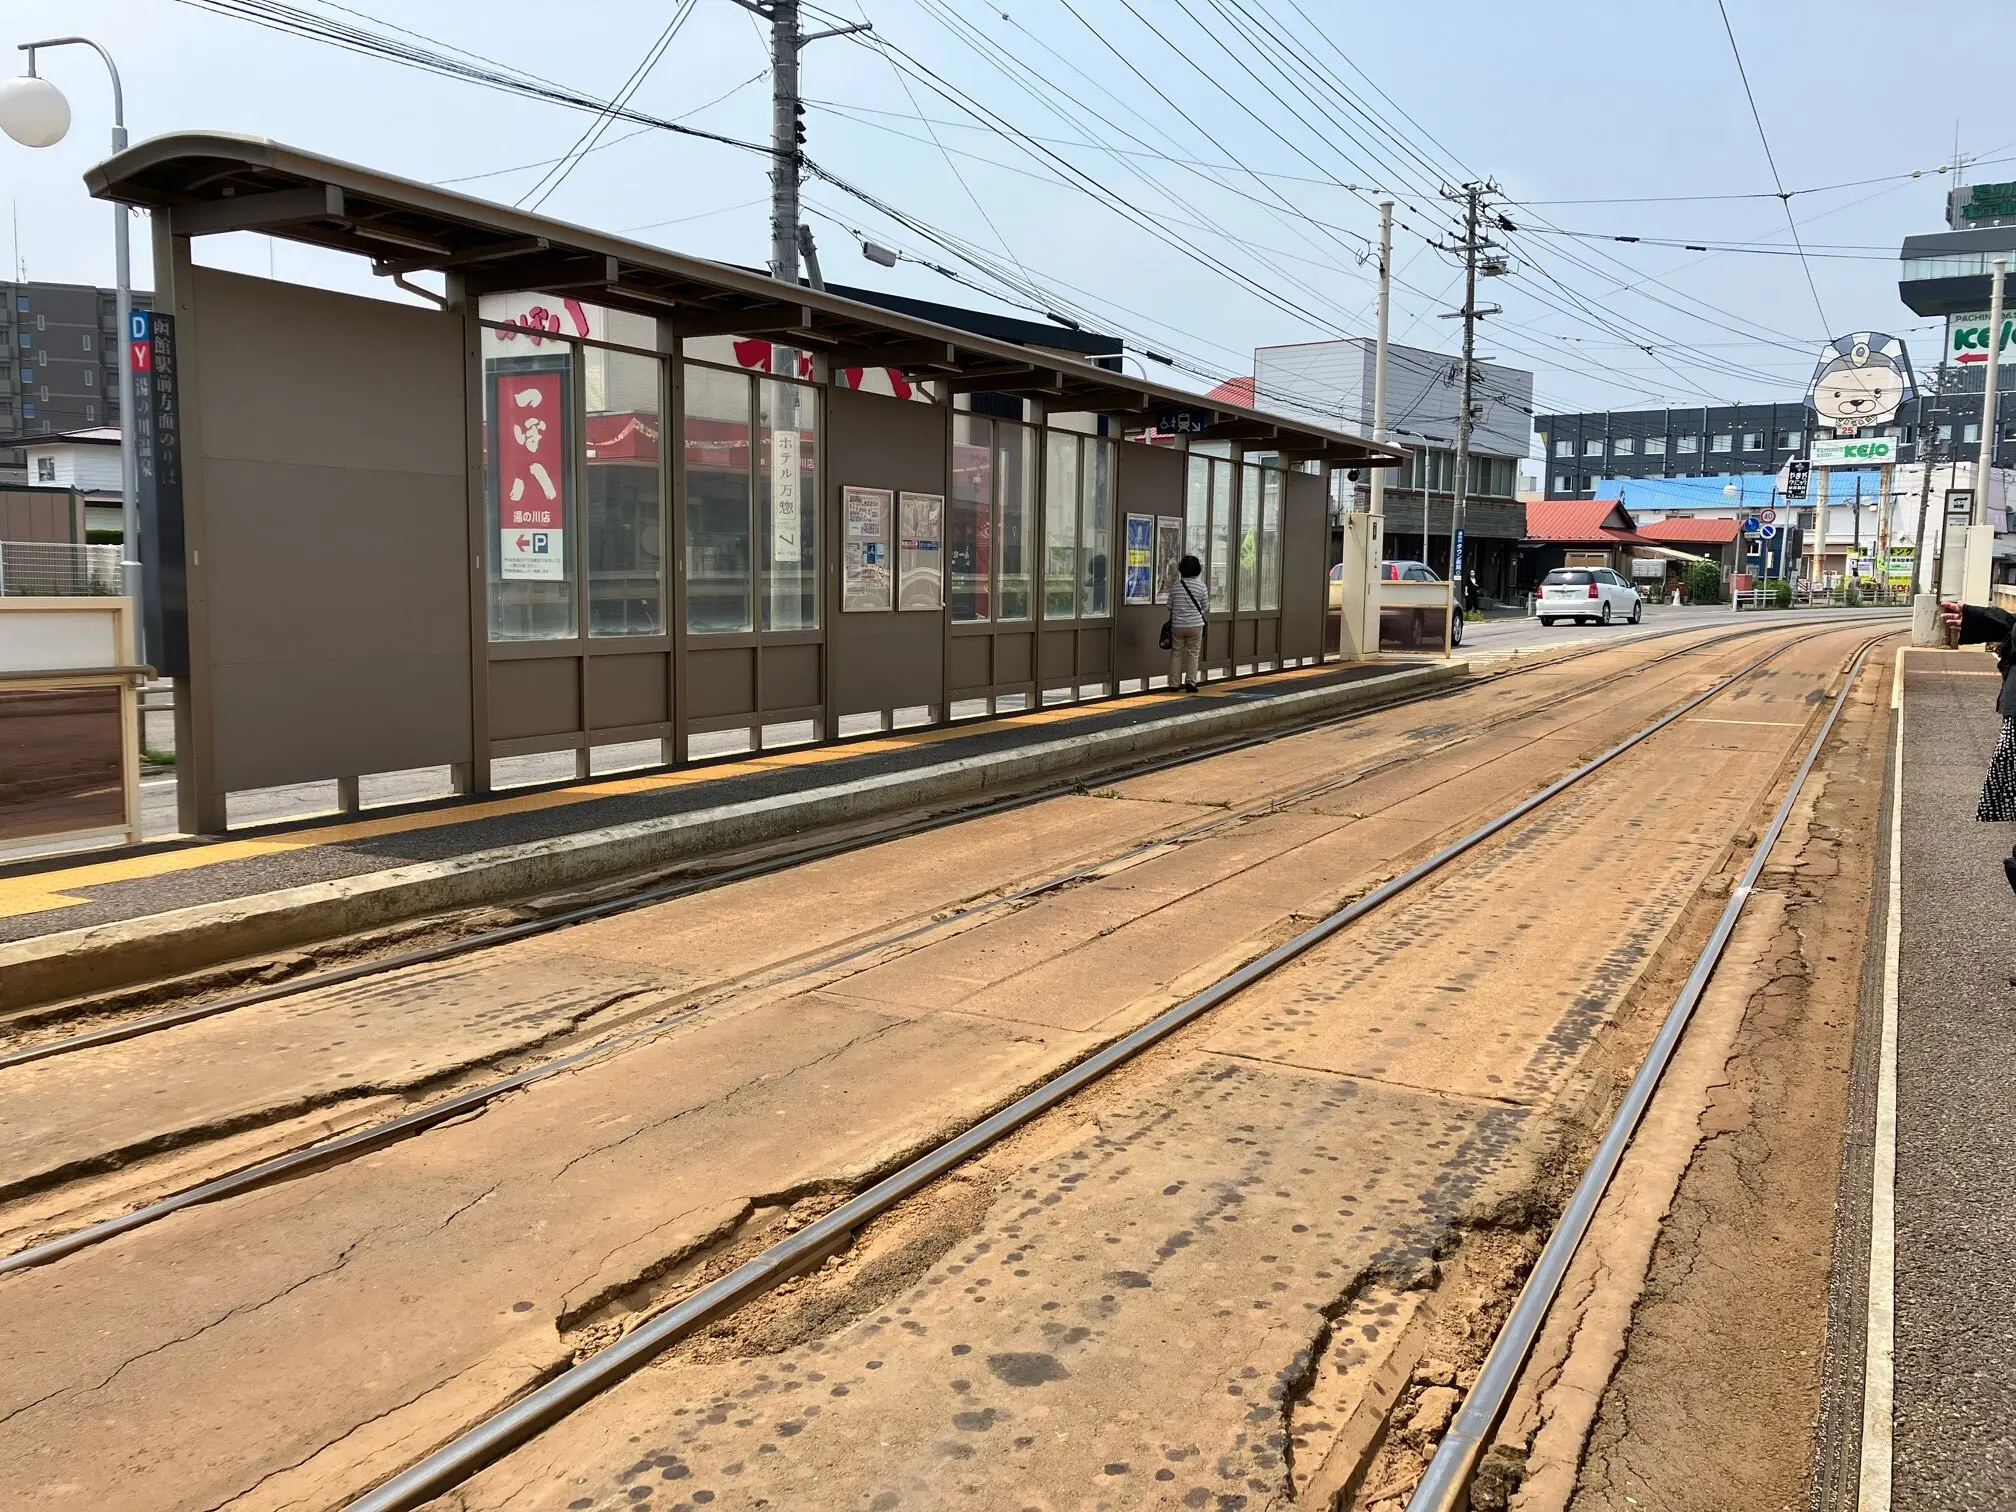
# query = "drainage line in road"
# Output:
<box><xmin>0</xmin><ymin>620</ymin><xmax>1813</xmax><ymax>1279</ymax></box>
<box><xmin>341</xmin><ymin>632</ymin><xmax>1847</xmax><ymax>1512</ymax></box>
<box><xmin>0</xmin><ymin>612</ymin><xmax>1899</xmax><ymax>1073</ymax></box>
<box><xmin>1405</xmin><ymin>633</ymin><xmax>1885</xmax><ymax>1512</ymax></box>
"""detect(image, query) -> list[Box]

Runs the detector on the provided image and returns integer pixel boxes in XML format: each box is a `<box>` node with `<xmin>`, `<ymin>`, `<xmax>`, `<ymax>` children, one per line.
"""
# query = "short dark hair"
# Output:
<box><xmin>1178</xmin><ymin>554</ymin><xmax>1202</xmax><ymax>577</ymax></box>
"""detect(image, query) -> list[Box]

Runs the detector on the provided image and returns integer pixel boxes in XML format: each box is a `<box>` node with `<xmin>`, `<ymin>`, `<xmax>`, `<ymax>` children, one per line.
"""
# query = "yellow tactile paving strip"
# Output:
<box><xmin>0</xmin><ymin>666</ymin><xmax>1341</xmax><ymax>924</ymax></box>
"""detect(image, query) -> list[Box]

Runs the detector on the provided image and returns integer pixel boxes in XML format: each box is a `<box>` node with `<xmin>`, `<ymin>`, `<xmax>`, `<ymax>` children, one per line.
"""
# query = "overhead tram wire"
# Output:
<box><xmin>1714</xmin><ymin>0</ymin><xmax>1832</xmax><ymax>335</ymax></box>
<box><xmin>875</xmin><ymin>0</ymin><xmax>1397</xmax><ymax>318</ymax></box>
<box><xmin>517</xmin><ymin>0</ymin><xmax>696</xmax><ymax>212</ymax></box>
<box><xmin>175</xmin><ymin>0</ymin><xmax>780</xmax><ymax>161</ymax></box>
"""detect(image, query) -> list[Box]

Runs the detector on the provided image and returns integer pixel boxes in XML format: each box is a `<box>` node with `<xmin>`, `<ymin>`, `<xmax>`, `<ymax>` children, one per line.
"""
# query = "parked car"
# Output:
<box><xmin>1329</xmin><ymin>559</ymin><xmax>1463</xmax><ymax>648</ymax></box>
<box><xmin>1536</xmin><ymin>567</ymin><xmax>1641</xmax><ymax>627</ymax></box>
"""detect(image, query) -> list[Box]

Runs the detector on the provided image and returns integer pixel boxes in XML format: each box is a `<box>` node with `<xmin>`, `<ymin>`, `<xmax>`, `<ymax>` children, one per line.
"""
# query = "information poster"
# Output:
<box><xmin>843</xmin><ymin>485</ymin><xmax>892</xmax><ymax>612</ymax></box>
<box><xmin>496</xmin><ymin>370</ymin><xmax>568</xmax><ymax>580</ymax></box>
<box><xmin>1155</xmin><ymin>516</ymin><xmax>1184</xmax><ymax>601</ymax></box>
<box><xmin>1123</xmin><ymin>513</ymin><xmax>1156</xmax><ymax>604</ymax></box>
<box><xmin>898</xmin><ymin>490</ymin><xmax>945</xmax><ymax>611</ymax></box>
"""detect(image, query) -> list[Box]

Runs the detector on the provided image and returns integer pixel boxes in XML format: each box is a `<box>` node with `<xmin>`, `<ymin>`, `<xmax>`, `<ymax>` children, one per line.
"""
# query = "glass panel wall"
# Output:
<box><xmin>1080</xmin><ymin>437</ymin><xmax>1114</xmax><ymax>618</ymax></box>
<box><xmin>484</xmin><ymin>342</ymin><xmax>577</xmax><ymax>641</ymax></box>
<box><xmin>759</xmin><ymin>377</ymin><xmax>819</xmax><ymax>630</ymax></box>
<box><xmin>949</xmin><ymin>415</ymin><xmax>1035</xmax><ymax>624</ymax></box>
<box><xmin>585</xmin><ymin>348</ymin><xmax>663</xmax><ymax>636</ymax></box>
<box><xmin>684</xmin><ymin>363</ymin><xmax>753</xmax><ymax>634</ymax></box>
<box><xmin>951</xmin><ymin>414</ymin><xmax>994</xmax><ymax>622</ymax></box>
<box><xmin>998</xmin><ymin>422</ymin><xmax>1034</xmax><ymax>621</ymax></box>
<box><xmin>1185</xmin><ymin>455</ymin><xmax>1210</xmax><ymax>569</ymax></box>
<box><xmin>1044</xmin><ymin>431</ymin><xmax>1079</xmax><ymax>619</ymax></box>
<box><xmin>1258</xmin><ymin>467</ymin><xmax>1282</xmax><ymax>611</ymax></box>
<box><xmin>1207</xmin><ymin>459</ymin><xmax>1234</xmax><ymax>611</ymax></box>
<box><xmin>1237</xmin><ymin>462</ymin><xmax>1262</xmax><ymax>611</ymax></box>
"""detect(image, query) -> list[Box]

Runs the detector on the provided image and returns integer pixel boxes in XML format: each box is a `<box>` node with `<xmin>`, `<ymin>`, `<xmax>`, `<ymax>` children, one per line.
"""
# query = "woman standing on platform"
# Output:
<box><xmin>1168</xmin><ymin>554</ymin><xmax>1208</xmax><ymax>694</ymax></box>
<box><xmin>1940</xmin><ymin>598</ymin><xmax>2016</xmax><ymax>822</ymax></box>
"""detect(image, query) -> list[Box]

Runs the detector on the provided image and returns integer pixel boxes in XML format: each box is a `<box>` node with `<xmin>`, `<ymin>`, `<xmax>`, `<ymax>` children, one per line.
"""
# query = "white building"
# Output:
<box><xmin>21</xmin><ymin>427</ymin><xmax>123</xmax><ymax>533</ymax></box>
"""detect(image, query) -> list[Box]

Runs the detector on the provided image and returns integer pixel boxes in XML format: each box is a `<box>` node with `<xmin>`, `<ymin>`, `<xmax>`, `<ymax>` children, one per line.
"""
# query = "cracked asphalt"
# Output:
<box><xmin>0</xmin><ymin>625</ymin><xmax>1882</xmax><ymax>1511</ymax></box>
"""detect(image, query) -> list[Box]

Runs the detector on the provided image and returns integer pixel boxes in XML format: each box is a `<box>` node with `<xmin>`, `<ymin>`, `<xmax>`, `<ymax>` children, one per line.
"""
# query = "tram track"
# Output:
<box><xmin>0</xmin><ymin>622</ymin><xmax>1894</xmax><ymax>1512</ymax></box>
<box><xmin>0</xmin><ymin>620</ymin><xmax>1885</xmax><ymax>1286</ymax></box>
<box><xmin>303</xmin><ymin>624</ymin><xmax>1890</xmax><ymax>1512</ymax></box>
<box><xmin>0</xmin><ymin>611</ymin><xmax>1896</xmax><ymax>1073</ymax></box>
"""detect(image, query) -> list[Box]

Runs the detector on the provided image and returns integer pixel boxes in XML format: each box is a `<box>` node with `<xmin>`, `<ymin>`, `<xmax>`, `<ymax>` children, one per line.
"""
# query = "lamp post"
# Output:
<box><xmin>0</xmin><ymin>37</ymin><xmax>139</xmax><ymax>633</ymax></box>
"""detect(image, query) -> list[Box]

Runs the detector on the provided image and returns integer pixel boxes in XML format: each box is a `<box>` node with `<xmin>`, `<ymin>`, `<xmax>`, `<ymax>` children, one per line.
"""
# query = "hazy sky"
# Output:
<box><xmin>7</xmin><ymin>0</ymin><xmax>2014</xmax><ymax>421</ymax></box>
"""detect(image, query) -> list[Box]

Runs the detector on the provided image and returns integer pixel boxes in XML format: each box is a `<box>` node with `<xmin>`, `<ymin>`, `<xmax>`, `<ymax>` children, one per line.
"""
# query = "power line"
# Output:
<box><xmin>518</xmin><ymin>0</ymin><xmax>695</xmax><ymax>211</ymax></box>
<box><xmin>1713</xmin><ymin>0</ymin><xmax>1831</xmax><ymax>335</ymax></box>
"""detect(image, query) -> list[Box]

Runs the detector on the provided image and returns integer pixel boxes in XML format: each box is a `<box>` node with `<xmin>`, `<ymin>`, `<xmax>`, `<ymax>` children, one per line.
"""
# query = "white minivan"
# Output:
<box><xmin>1537</xmin><ymin>567</ymin><xmax>1642</xmax><ymax>627</ymax></box>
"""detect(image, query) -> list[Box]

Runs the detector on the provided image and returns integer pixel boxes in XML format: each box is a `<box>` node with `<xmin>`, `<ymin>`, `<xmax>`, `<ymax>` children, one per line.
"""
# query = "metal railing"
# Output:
<box><xmin>0</xmin><ymin>541</ymin><xmax>123</xmax><ymax>596</ymax></box>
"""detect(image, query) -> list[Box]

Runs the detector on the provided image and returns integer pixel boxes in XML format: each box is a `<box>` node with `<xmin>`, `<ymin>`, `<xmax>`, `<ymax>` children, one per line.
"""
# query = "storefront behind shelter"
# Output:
<box><xmin>89</xmin><ymin>134</ymin><xmax>1403</xmax><ymax>836</ymax></box>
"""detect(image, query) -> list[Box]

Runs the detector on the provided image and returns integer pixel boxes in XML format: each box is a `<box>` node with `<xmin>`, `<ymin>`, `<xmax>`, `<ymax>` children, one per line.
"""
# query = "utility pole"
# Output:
<box><xmin>1964</xmin><ymin>257</ymin><xmax>2007</xmax><ymax>604</ymax></box>
<box><xmin>733</xmin><ymin>0</ymin><xmax>867</xmax><ymax>285</ymax></box>
<box><xmin>1911</xmin><ymin>363</ymin><xmax>1943</xmax><ymax>596</ymax></box>
<box><xmin>1369</xmin><ymin>201</ymin><xmax>1392</xmax><ymax>523</ymax></box>
<box><xmin>1437</xmin><ymin>183</ymin><xmax>1501</xmax><ymax>600</ymax></box>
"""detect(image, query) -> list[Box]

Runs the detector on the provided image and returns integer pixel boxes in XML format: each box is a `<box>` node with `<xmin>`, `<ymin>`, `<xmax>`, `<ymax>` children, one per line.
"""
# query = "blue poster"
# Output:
<box><xmin>1123</xmin><ymin>513</ymin><xmax>1156</xmax><ymax>605</ymax></box>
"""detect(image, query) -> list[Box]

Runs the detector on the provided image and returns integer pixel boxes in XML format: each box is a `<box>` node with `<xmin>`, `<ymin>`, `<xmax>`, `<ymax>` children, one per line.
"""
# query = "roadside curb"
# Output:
<box><xmin>0</xmin><ymin>661</ymin><xmax>1465</xmax><ymax>1012</ymax></box>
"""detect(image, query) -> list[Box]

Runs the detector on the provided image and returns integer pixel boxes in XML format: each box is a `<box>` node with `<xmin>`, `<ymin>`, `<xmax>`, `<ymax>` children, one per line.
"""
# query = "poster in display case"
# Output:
<box><xmin>843</xmin><ymin>485</ymin><xmax>892</xmax><ymax>612</ymax></box>
<box><xmin>1154</xmin><ymin>515</ymin><xmax>1185</xmax><ymax>600</ymax></box>
<box><xmin>898</xmin><ymin>490</ymin><xmax>945</xmax><ymax>611</ymax></box>
<box><xmin>1123</xmin><ymin>513</ymin><xmax>1156</xmax><ymax>604</ymax></box>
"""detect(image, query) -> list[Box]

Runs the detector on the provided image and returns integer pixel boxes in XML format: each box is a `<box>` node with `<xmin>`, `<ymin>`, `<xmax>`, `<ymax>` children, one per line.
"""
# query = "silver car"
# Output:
<box><xmin>1537</xmin><ymin>567</ymin><xmax>1641</xmax><ymax>627</ymax></box>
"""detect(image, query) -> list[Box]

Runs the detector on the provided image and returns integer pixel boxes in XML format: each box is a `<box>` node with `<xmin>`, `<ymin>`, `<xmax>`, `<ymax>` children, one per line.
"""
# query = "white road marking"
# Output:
<box><xmin>1859</xmin><ymin>648</ymin><xmax>1905</xmax><ymax>1512</ymax></box>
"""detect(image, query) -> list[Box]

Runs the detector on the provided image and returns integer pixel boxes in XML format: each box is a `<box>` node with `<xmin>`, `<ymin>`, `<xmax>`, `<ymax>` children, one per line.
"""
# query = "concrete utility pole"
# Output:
<box><xmin>1964</xmin><ymin>256</ymin><xmax>2007</xmax><ymax>604</ymax></box>
<box><xmin>1911</xmin><ymin>364</ymin><xmax>1943</xmax><ymax>595</ymax></box>
<box><xmin>1369</xmin><ymin>200</ymin><xmax>1392</xmax><ymax>522</ymax></box>
<box><xmin>1438</xmin><ymin>183</ymin><xmax>1500</xmax><ymax>597</ymax></box>
<box><xmin>735</xmin><ymin>0</ymin><xmax>867</xmax><ymax>286</ymax></box>
<box><xmin>768</xmin><ymin>0</ymin><xmax>802</xmax><ymax>283</ymax></box>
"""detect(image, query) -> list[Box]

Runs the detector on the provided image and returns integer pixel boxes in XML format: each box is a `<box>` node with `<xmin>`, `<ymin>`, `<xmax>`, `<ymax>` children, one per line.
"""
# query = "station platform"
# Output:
<box><xmin>1871</xmin><ymin>646</ymin><xmax>2016</xmax><ymax>1506</ymax></box>
<box><xmin>0</xmin><ymin>657</ymin><xmax>1457</xmax><ymax>1012</ymax></box>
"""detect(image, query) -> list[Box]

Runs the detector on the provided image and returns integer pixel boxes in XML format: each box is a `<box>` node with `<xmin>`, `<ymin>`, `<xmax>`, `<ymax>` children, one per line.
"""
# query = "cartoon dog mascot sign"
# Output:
<box><xmin>1806</xmin><ymin>331</ymin><xmax>1916</xmax><ymax>435</ymax></box>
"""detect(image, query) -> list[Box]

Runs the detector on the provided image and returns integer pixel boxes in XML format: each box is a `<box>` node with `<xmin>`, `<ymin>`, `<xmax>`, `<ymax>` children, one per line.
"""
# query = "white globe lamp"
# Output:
<box><xmin>0</xmin><ymin>73</ymin><xmax>71</xmax><ymax>148</ymax></box>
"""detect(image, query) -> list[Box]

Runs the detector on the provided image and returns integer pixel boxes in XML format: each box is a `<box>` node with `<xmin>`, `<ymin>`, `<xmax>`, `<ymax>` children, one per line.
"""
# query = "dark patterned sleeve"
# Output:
<box><xmin>1957</xmin><ymin>603</ymin><xmax>2014</xmax><ymax>647</ymax></box>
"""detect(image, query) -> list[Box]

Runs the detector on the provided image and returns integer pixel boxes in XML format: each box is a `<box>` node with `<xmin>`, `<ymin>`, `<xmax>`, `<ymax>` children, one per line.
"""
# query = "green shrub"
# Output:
<box><xmin>1683</xmin><ymin>560</ymin><xmax>1723</xmax><ymax>605</ymax></box>
<box><xmin>85</xmin><ymin>528</ymin><xmax>124</xmax><ymax>545</ymax></box>
<box><xmin>1845</xmin><ymin>582</ymin><xmax>1864</xmax><ymax>607</ymax></box>
<box><xmin>1763</xmin><ymin>577</ymin><xmax>1794</xmax><ymax>609</ymax></box>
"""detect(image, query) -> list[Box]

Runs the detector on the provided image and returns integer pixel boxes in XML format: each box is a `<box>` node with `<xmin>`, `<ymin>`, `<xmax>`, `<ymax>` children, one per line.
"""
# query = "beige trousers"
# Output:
<box><xmin>1169</xmin><ymin>625</ymin><xmax>1204</xmax><ymax>685</ymax></box>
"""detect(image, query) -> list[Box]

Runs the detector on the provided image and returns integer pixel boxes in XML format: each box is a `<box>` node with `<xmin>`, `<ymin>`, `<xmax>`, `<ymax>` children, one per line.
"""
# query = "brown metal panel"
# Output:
<box><xmin>189</xmin><ymin>266</ymin><xmax>472</xmax><ymax>794</ymax></box>
<box><xmin>826</xmin><ymin>386</ymin><xmax>947</xmax><ymax>716</ymax></box>
<box><xmin>487</xmin><ymin>656</ymin><xmax>581</xmax><ymax>742</ymax></box>
<box><xmin>1077</xmin><ymin>628</ymin><xmax>1111</xmax><ymax>677</ymax></box>
<box><xmin>1281</xmin><ymin>470</ymin><xmax>1327</xmax><ymax>661</ymax></box>
<box><xmin>1259</xmin><ymin>618</ymin><xmax>1279</xmax><ymax>657</ymax></box>
<box><xmin>1235</xmin><ymin>619</ymin><xmax>1257</xmax><ymax>660</ymax></box>
<box><xmin>1040</xmin><ymin>628</ymin><xmax>1075</xmax><ymax>680</ymax></box>
<box><xmin>947</xmin><ymin>634</ymin><xmax>991</xmax><ymax>694</ymax></box>
<box><xmin>686</xmin><ymin>644</ymin><xmax>757</xmax><ymax>718</ymax></box>
<box><xmin>993</xmin><ymin>631</ymin><xmax>1033</xmax><ymax>685</ymax></box>
<box><xmin>761</xmin><ymin>642</ymin><xmax>821</xmax><ymax>711</ymax></box>
<box><xmin>1111</xmin><ymin>438</ymin><xmax>1182</xmax><ymax>685</ymax></box>
<box><xmin>1206</xmin><ymin>620</ymin><xmax>1230</xmax><ymax>665</ymax></box>
<box><xmin>587</xmin><ymin>651</ymin><xmax>670</xmax><ymax>729</ymax></box>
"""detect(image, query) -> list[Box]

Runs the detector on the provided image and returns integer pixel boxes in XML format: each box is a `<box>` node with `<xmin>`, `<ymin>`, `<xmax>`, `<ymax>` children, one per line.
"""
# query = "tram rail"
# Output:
<box><xmin>0</xmin><ymin>611</ymin><xmax>1899</xmax><ymax>1073</ymax></box>
<box><xmin>330</xmin><ymin>625</ymin><xmax>1893</xmax><ymax>1512</ymax></box>
<box><xmin>0</xmin><ymin>619</ymin><xmax>1893</xmax><ymax>1281</ymax></box>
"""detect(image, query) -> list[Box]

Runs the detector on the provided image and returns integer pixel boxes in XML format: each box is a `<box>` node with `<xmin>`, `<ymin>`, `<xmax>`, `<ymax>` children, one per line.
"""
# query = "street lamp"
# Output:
<box><xmin>0</xmin><ymin>37</ymin><xmax>140</xmax><ymax>636</ymax></box>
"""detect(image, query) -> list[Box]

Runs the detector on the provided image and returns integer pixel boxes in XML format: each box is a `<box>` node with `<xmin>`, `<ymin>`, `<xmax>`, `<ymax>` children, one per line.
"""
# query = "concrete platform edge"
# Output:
<box><xmin>0</xmin><ymin>661</ymin><xmax>1465</xmax><ymax>1011</ymax></box>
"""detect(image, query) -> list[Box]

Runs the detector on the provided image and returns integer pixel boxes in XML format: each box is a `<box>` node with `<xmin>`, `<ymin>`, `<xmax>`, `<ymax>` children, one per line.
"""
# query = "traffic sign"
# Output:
<box><xmin>1784</xmin><ymin>459</ymin><xmax>1811</xmax><ymax>500</ymax></box>
<box><xmin>1759</xmin><ymin>523</ymin><xmax>1778</xmax><ymax>540</ymax></box>
<box><xmin>1759</xmin><ymin>507</ymin><xmax>1777</xmax><ymax>524</ymax></box>
<box><xmin>1743</xmin><ymin>515</ymin><xmax>1761</xmax><ymax>534</ymax></box>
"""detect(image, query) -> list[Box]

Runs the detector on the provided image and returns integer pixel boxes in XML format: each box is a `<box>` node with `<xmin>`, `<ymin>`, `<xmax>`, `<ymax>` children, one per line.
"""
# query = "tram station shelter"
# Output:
<box><xmin>87</xmin><ymin>135</ymin><xmax>1404</xmax><ymax>835</ymax></box>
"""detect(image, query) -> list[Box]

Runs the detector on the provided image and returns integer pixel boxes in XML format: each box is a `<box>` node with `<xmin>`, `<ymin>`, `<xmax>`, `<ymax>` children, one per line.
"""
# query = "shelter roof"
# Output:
<box><xmin>87</xmin><ymin>133</ymin><xmax>1403</xmax><ymax>468</ymax></box>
